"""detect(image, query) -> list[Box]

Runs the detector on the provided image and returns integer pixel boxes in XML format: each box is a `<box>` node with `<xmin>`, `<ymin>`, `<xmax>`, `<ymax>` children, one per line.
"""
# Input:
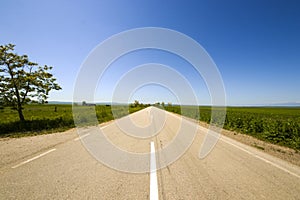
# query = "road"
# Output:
<box><xmin>1</xmin><ymin>106</ymin><xmax>300</xmax><ymax>199</ymax></box>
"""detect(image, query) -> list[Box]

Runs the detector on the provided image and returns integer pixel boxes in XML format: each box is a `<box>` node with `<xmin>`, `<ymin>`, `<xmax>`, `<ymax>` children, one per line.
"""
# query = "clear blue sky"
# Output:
<box><xmin>1</xmin><ymin>0</ymin><xmax>300</xmax><ymax>105</ymax></box>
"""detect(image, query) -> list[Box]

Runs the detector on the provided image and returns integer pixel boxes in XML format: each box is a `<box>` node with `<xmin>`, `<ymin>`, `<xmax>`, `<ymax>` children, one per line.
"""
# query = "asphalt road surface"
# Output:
<box><xmin>1</xmin><ymin>106</ymin><xmax>300</xmax><ymax>199</ymax></box>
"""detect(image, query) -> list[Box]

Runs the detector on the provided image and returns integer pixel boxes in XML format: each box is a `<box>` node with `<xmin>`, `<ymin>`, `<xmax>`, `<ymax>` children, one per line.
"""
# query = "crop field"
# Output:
<box><xmin>0</xmin><ymin>104</ymin><xmax>149</xmax><ymax>137</ymax></box>
<box><xmin>1</xmin><ymin>104</ymin><xmax>299</xmax><ymax>150</ymax></box>
<box><xmin>164</xmin><ymin>105</ymin><xmax>300</xmax><ymax>150</ymax></box>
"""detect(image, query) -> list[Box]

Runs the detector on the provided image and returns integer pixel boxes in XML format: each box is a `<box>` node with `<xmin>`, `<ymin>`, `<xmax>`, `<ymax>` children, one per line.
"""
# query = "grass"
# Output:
<box><xmin>252</xmin><ymin>144</ymin><xmax>265</xmax><ymax>150</ymax></box>
<box><xmin>2</xmin><ymin>104</ymin><xmax>299</xmax><ymax>151</ymax></box>
<box><xmin>163</xmin><ymin>105</ymin><xmax>300</xmax><ymax>150</ymax></box>
<box><xmin>0</xmin><ymin>104</ymin><xmax>149</xmax><ymax>138</ymax></box>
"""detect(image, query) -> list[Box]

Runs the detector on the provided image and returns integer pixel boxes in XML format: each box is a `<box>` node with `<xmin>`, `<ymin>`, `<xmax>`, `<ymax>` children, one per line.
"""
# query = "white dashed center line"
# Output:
<box><xmin>12</xmin><ymin>148</ymin><xmax>56</xmax><ymax>169</ymax></box>
<box><xmin>150</xmin><ymin>141</ymin><xmax>159</xmax><ymax>200</ymax></box>
<box><xmin>74</xmin><ymin>133</ymin><xmax>90</xmax><ymax>141</ymax></box>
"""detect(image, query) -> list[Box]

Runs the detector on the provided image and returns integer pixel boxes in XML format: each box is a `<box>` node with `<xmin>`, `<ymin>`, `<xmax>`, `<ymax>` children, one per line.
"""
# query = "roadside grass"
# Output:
<box><xmin>0</xmin><ymin>104</ymin><xmax>149</xmax><ymax>138</ymax></box>
<box><xmin>252</xmin><ymin>143</ymin><xmax>265</xmax><ymax>150</ymax></box>
<box><xmin>163</xmin><ymin>105</ymin><xmax>300</xmax><ymax>150</ymax></box>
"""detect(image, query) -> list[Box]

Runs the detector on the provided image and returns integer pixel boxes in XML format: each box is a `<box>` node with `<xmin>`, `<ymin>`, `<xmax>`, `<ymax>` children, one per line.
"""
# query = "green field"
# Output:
<box><xmin>1</xmin><ymin>104</ymin><xmax>299</xmax><ymax>150</ymax></box>
<box><xmin>164</xmin><ymin>105</ymin><xmax>300</xmax><ymax>150</ymax></box>
<box><xmin>0</xmin><ymin>104</ymin><xmax>149</xmax><ymax>137</ymax></box>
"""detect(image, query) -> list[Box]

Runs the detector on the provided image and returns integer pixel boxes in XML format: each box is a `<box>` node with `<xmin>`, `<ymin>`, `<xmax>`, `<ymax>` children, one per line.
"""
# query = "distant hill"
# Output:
<box><xmin>47</xmin><ymin>101</ymin><xmax>128</xmax><ymax>105</ymax></box>
<box><xmin>266</xmin><ymin>102</ymin><xmax>300</xmax><ymax>107</ymax></box>
<box><xmin>47</xmin><ymin>101</ymin><xmax>73</xmax><ymax>105</ymax></box>
<box><xmin>230</xmin><ymin>102</ymin><xmax>300</xmax><ymax>107</ymax></box>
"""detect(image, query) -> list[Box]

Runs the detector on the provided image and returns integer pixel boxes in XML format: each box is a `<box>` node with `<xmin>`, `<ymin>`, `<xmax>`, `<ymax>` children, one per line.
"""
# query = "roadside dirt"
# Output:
<box><xmin>199</xmin><ymin>121</ymin><xmax>300</xmax><ymax>167</ymax></box>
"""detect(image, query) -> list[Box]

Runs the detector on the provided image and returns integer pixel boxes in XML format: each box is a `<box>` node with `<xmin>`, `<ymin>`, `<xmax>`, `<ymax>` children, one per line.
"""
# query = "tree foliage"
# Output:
<box><xmin>0</xmin><ymin>44</ymin><xmax>61</xmax><ymax>121</ymax></box>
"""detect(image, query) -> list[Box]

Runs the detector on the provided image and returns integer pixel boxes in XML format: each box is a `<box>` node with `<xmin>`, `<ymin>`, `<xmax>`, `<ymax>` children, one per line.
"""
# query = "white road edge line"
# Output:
<box><xmin>165</xmin><ymin>110</ymin><xmax>300</xmax><ymax>179</ymax></box>
<box><xmin>150</xmin><ymin>141</ymin><xmax>159</xmax><ymax>200</ymax></box>
<box><xmin>74</xmin><ymin>133</ymin><xmax>90</xmax><ymax>141</ymax></box>
<box><xmin>219</xmin><ymin>137</ymin><xmax>300</xmax><ymax>179</ymax></box>
<box><xmin>101</xmin><ymin>124</ymin><xmax>109</xmax><ymax>129</ymax></box>
<box><xmin>74</xmin><ymin>124</ymin><xmax>109</xmax><ymax>141</ymax></box>
<box><xmin>12</xmin><ymin>148</ymin><xmax>56</xmax><ymax>169</ymax></box>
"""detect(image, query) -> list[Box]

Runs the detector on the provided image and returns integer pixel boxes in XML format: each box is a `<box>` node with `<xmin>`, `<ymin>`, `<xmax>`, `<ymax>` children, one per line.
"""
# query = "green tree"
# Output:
<box><xmin>0</xmin><ymin>44</ymin><xmax>61</xmax><ymax>121</ymax></box>
<box><xmin>134</xmin><ymin>100</ymin><xmax>140</xmax><ymax>107</ymax></box>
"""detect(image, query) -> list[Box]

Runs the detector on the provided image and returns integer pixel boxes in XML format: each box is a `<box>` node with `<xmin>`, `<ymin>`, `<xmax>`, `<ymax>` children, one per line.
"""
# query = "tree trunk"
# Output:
<box><xmin>16</xmin><ymin>93</ymin><xmax>25</xmax><ymax>121</ymax></box>
<box><xmin>13</xmin><ymin>78</ymin><xmax>25</xmax><ymax>121</ymax></box>
<box><xmin>17</xmin><ymin>105</ymin><xmax>25</xmax><ymax>122</ymax></box>
<box><xmin>7</xmin><ymin>64</ymin><xmax>25</xmax><ymax>122</ymax></box>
